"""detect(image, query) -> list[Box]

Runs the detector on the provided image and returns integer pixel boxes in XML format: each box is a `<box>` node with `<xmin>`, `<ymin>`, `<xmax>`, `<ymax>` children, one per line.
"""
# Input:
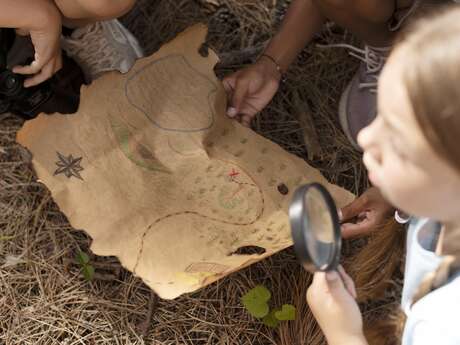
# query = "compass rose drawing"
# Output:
<box><xmin>54</xmin><ymin>152</ymin><xmax>84</xmax><ymax>180</ymax></box>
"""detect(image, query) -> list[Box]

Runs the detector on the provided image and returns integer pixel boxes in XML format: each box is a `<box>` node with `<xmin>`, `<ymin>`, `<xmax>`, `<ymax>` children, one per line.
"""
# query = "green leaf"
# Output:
<box><xmin>82</xmin><ymin>264</ymin><xmax>95</xmax><ymax>281</ymax></box>
<box><xmin>76</xmin><ymin>250</ymin><xmax>90</xmax><ymax>265</ymax></box>
<box><xmin>262</xmin><ymin>309</ymin><xmax>280</xmax><ymax>328</ymax></box>
<box><xmin>274</xmin><ymin>304</ymin><xmax>296</xmax><ymax>321</ymax></box>
<box><xmin>242</xmin><ymin>285</ymin><xmax>271</xmax><ymax>319</ymax></box>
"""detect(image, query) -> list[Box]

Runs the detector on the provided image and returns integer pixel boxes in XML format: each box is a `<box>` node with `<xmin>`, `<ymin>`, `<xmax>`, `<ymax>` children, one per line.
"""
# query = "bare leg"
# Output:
<box><xmin>313</xmin><ymin>0</ymin><xmax>399</xmax><ymax>46</ymax></box>
<box><xmin>54</xmin><ymin>0</ymin><xmax>136</xmax><ymax>27</ymax></box>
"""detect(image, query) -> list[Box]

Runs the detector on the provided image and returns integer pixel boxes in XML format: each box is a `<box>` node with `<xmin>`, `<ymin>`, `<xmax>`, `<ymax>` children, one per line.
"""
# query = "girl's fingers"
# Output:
<box><xmin>340</xmin><ymin>197</ymin><xmax>368</xmax><ymax>222</ymax></box>
<box><xmin>227</xmin><ymin>107</ymin><xmax>238</xmax><ymax>118</ymax></box>
<box><xmin>13</xmin><ymin>60</ymin><xmax>44</xmax><ymax>75</ymax></box>
<box><xmin>23</xmin><ymin>60</ymin><xmax>55</xmax><ymax>87</ymax></box>
<box><xmin>223</xmin><ymin>77</ymin><xmax>236</xmax><ymax>95</ymax></box>
<box><xmin>53</xmin><ymin>55</ymin><xmax>63</xmax><ymax>73</ymax></box>
<box><xmin>241</xmin><ymin>114</ymin><xmax>252</xmax><ymax>127</ymax></box>
<box><xmin>232</xmin><ymin>77</ymin><xmax>250</xmax><ymax>113</ymax></box>
<box><xmin>341</xmin><ymin>217</ymin><xmax>373</xmax><ymax>239</ymax></box>
<box><xmin>337</xmin><ymin>265</ymin><xmax>357</xmax><ymax>299</ymax></box>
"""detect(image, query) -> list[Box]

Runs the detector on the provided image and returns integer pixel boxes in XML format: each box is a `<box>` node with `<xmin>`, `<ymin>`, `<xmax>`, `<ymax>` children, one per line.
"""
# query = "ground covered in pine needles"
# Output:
<box><xmin>0</xmin><ymin>1</ymin><xmax>404</xmax><ymax>344</ymax></box>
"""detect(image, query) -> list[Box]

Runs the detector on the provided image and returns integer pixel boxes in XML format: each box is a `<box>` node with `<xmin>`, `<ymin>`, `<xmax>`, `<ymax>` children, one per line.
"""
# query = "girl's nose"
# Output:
<box><xmin>357</xmin><ymin>117</ymin><xmax>379</xmax><ymax>151</ymax></box>
<box><xmin>358</xmin><ymin>118</ymin><xmax>384</xmax><ymax>168</ymax></box>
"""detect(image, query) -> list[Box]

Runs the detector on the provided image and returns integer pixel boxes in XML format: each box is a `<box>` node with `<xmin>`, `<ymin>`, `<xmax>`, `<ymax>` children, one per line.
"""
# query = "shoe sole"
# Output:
<box><xmin>338</xmin><ymin>80</ymin><xmax>362</xmax><ymax>151</ymax></box>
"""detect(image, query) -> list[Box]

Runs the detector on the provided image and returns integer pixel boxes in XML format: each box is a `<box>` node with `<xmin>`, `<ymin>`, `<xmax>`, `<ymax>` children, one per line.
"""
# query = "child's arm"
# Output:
<box><xmin>307</xmin><ymin>267</ymin><xmax>368</xmax><ymax>345</ymax></box>
<box><xmin>0</xmin><ymin>0</ymin><xmax>62</xmax><ymax>87</ymax></box>
<box><xmin>263</xmin><ymin>0</ymin><xmax>325</xmax><ymax>73</ymax></box>
<box><xmin>223</xmin><ymin>0</ymin><xmax>325</xmax><ymax>126</ymax></box>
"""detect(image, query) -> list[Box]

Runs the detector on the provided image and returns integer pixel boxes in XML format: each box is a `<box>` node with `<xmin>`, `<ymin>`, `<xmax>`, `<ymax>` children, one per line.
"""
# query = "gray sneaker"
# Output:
<box><xmin>337</xmin><ymin>44</ymin><xmax>391</xmax><ymax>150</ymax></box>
<box><xmin>61</xmin><ymin>19</ymin><xmax>144</xmax><ymax>82</ymax></box>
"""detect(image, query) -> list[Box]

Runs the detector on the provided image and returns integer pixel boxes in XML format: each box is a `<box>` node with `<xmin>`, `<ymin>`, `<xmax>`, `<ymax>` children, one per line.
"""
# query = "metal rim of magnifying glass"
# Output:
<box><xmin>289</xmin><ymin>183</ymin><xmax>342</xmax><ymax>272</ymax></box>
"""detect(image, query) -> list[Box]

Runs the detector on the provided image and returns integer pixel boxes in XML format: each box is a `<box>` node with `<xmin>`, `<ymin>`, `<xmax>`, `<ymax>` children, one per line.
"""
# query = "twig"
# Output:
<box><xmin>138</xmin><ymin>290</ymin><xmax>159</xmax><ymax>339</ymax></box>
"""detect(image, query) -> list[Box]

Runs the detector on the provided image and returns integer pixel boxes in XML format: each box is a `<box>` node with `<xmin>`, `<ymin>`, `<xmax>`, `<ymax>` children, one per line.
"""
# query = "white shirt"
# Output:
<box><xmin>402</xmin><ymin>219</ymin><xmax>460</xmax><ymax>345</ymax></box>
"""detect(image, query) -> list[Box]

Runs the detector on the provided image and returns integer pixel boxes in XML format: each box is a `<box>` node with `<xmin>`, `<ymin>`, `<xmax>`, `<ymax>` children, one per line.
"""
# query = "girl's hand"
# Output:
<box><xmin>223</xmin><ymin>58</ymin><xmax>281</xmax><ymax>127</ymax></box>
<box><xmin>307</xmin><ymin>266</ymin><xmax>367</xmax><ymax>345</ymax></box>
<box><xmin>13</xmin><ymin>0</ymin><xmax>62</xmax><ymax>87</ymax></box>
<box><xmin>340</xmin><ymin>186</ymin><xmax>395</xmax><ymax>238</ymax></box>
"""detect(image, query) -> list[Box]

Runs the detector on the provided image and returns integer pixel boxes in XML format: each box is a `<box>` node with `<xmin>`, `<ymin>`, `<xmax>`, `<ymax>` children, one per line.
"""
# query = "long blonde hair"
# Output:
<box><xmin>399</xmin><ymin>4</ymin><xmax>460</xmax><ymax>301</ymax></box>
<box><xmin>361</xmin><ymin>5</ymin><xmax>460</xmax><ymax>344</ymax></box>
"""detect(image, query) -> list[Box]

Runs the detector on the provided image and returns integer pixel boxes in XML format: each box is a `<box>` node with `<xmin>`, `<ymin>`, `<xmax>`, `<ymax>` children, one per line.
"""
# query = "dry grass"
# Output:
<box><xmin>0</xmin><ymin>1</ymin><xmax>403</xmax><ymax>344</ymax></box>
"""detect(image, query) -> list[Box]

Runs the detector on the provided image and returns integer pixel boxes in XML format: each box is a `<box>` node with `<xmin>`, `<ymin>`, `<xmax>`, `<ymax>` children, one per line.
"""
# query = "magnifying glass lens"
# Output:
<box><xmin>289</xmin><ymin>183</ymin><xmax>342</xmax><ymax>272</ymax></box>
<box><xmin>304</xmin><ymin>188</ymin><xmax>335</xmax><ymax>269</ymax></box>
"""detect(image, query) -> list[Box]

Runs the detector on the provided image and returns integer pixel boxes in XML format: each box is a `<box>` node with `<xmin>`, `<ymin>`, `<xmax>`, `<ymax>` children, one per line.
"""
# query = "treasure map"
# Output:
<box><xmin>17</xmin><ymin>25</ymin><xmax>354</xmax><ymax>299</ymax></box>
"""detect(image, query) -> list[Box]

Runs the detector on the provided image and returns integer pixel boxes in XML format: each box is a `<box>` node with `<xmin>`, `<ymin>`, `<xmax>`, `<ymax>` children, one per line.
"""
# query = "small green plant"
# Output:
<box><xmin>76</xmin><ymin>250</ymin><xmax>95</xmax><ymax>281</ymax></box>
<box><xmin>241</xmin><ymin>285</ymin><xmax>296</xmax><ymax>328</ymax></box>
<box><xmin>274</xmin><ymin>304</ymin><xmax>296</xmax><ymax>321</ymax></box>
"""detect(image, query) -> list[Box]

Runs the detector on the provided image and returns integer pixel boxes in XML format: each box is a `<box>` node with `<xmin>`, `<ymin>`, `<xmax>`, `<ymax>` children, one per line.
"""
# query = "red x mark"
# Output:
<box><xmin>229</xmin><ymin>169</ymin><xmax>240</xmax><ymax>178</ymax></box>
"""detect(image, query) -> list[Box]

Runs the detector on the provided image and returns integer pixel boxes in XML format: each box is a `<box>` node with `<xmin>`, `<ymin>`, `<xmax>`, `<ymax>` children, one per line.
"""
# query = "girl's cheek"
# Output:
<box><xmin>365</xmin><ymin>148</ymin><xmax>401</xmax><ymax>189</ymax></box>
<box><xmin>381</xmin><ymin>155</ymin><xmax>416</xmax><ymax>192</ymax></box>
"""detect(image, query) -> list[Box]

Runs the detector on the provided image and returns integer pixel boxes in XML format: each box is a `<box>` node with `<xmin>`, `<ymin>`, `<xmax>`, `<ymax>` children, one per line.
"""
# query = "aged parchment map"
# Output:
<box><xmin>17</xmin><ymin>25</ymin><xmax>354</xmax><ymax>299</ymax></box>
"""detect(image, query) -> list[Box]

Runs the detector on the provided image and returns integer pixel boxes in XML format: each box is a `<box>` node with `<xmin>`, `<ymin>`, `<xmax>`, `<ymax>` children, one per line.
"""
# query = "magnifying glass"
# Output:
<box><xmin>289</xmin><ymin>183</ymin><xmax>341</xmax><ymax>272</ymax></box>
